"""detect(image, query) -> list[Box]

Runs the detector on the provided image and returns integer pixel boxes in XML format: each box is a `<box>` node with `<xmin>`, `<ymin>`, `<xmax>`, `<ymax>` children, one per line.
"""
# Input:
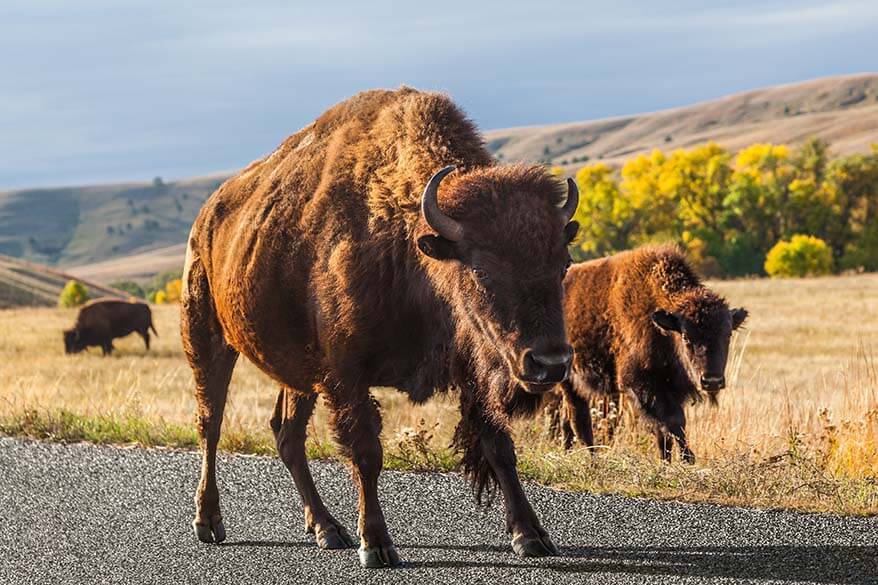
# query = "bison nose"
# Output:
<box><xmin>700</xmin><ymin>375</ymin><xmax>725</xmax><ymax>391</ymax></box>
<box><xmin>521</xmin><ymin>345</ymin><xmax>573</xmax><ymax>390</ymax></box>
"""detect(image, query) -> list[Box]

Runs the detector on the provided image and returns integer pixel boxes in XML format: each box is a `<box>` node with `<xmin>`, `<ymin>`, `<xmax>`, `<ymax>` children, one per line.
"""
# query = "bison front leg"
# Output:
<box><xmin>270</xmin><ymin>388</ymin><xmax>354</xmax><ymax>550</ymax></box>
<box><xmin>325</xmin><ymin>389</ymin><xmax>399</xmax><ymax>568</ymax></box>
<box><xmin>560</xmin><ymin>380</ymin><xmax>594</xmax><ymax>449</ymax></box>
<box><xmin>457</xmin><ymin>398</ymin><xmax>557</xmax><ymax>558</ymax></box>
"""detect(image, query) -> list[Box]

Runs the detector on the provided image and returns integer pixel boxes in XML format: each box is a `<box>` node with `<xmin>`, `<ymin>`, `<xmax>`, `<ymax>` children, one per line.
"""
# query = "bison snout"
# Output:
<box><xmin>520</xmin><ymin>345</ymin><xmax>573</xmax><ymax>391</ymax></box>
<box><xmin>700</xmin><ymin>375</ymin><xmax>725</xmax><ymax>391</ymax></box>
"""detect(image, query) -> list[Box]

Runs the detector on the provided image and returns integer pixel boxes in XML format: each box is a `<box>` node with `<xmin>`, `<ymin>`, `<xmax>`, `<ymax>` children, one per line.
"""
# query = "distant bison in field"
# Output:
<box><xmin>548</xmin><ymin>246</ymin><xmax>747</xmax><ymax>462</ymax></box>
<box><xmin>63</xmin><ymin>298</ymin><xmax>157</xmax><ymax>356</ymax></box>
<box><xmin>182</xmin><ymin>87</ymin><xmax>578</xmax><ymax>567</ymax></box>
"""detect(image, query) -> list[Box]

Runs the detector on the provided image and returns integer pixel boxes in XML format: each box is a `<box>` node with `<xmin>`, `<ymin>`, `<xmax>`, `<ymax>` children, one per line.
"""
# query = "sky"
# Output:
<box><xmin>2</xmin><ymin>0</ymin><xmax>877</xmax><ymax>189</ymax></box>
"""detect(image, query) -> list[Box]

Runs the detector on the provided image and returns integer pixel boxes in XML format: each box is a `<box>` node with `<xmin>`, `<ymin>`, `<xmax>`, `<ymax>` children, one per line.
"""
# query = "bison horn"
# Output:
<box><xmin>421</xmin><ymin>165</ymin><xmax>464</xmax><ymax>242</ymax></box>
<box><xmin>559</xmin><ymin>178</ymin><xmax>579</xmax><ymax>221</ymax></box>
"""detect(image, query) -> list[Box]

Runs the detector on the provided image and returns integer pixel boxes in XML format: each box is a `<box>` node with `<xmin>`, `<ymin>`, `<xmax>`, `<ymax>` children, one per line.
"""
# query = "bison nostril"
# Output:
<box><xmin>530</xmin><ymin>346</ymin><xmax>573</xmax><ymax>368</ymax></box>
<box><xmin>522</xmin><ymin>346</ymin><xmax>573</xmax><ymax>386</ymax></box>
<box><xmin>701</xmin><ymin>375</ymin><xmax>725</xmax><ymax>390</ymax></box>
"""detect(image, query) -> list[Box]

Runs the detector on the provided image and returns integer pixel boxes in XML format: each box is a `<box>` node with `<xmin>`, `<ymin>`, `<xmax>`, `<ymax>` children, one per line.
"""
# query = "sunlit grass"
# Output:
<box><xmin>1</xmin><ymin>273</ymin><xmax>878</xmax><ymax>514</ymax></box>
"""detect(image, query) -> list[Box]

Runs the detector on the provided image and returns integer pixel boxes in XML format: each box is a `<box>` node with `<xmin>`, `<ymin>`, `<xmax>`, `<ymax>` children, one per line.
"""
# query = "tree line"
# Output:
<box><xmin>561</xmin><ymin>138</ymin><xmax>878</xmax><ymax>277</ymax></box>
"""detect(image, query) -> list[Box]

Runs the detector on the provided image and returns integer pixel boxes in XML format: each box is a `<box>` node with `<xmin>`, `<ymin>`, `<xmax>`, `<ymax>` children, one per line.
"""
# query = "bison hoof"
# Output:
<box><xmin>358</xmin><ymin>544</ymin><xmax>401</xmax><ymax>568</ymax></box>
<box><xmin>511</xmin><ymin>533</ymin><xmax>558</xmax><ymax>557</ymax></box>
<box><xmin>193</xmin><ymin>518</ymin><xmax>226</xmax><ymax>544</ymax></box>
<box><xmin>316</xmin><ymin>523</ymin><xmax>355</xmax><ymax>550</ymax></box>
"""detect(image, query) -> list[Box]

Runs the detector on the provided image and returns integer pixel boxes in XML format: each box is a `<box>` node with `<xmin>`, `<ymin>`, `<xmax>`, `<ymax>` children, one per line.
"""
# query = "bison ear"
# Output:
<box><xmin>730</xmin><ymin>307</ymin><xmax>748</xmax><ymax>330</ymax></box>
<box><xmin>564</xmin><ymin>221</ymin><xmax>579</xmax><ymax>245</ymax></box>
<box><xmin>417</xmin><ymin>235</ymin><xmax>458</xmax><ymax>261</ymax></box>
<box><xmin>651</xmin><ymin>309</ymin><xmax>681</xmax><ymax>333</ymax></box>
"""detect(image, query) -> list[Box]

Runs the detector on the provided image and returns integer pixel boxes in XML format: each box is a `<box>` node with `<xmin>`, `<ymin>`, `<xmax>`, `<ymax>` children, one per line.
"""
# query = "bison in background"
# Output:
<box><xmin>63</xmin><ymin>298</ymin><xmax>157</xmax><ymax>356</ymax></box>
<box><xmin>549</xmin><ymin>246</ymin><xmax>747</xmax><ymax>462</ymax></box>
<box><xmin>181</xmin><ymin>87</ymin><xmax>579</xmax><ymax>568</ymax></box>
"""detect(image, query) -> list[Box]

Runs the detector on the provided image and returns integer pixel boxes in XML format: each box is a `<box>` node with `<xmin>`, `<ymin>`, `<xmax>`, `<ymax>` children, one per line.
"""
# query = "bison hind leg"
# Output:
<box><xmin>182</xmin><ymin>255</ymin><xmax>239</xmax><ymax>544</ymax></box>
<box><xmin>137</xmin><ymin>328</ymin><xmax>151</xmax><ymax>350</ymax></box>
<box><xmin>271</xmin><ymin>387</ymin><xmax>354</xmax><ymax>550</ymax></box>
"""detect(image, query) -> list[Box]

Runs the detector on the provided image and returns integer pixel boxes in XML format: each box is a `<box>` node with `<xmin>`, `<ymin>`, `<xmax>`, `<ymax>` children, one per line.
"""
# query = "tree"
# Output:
<box><xmin>764</xmin><ymin>235</ymin><xmax>833</xmax><ymax>278</ymax></box>
<box><xmin>110</xmin><ymin>280</ymin><xmax>145</xmax><ymax>299</ymax></box>
<box><xmin>58</xmin><ymin>280</ymin><xmax>89</xmax><ymax>308</ymax></box>
<box><xmin>164</xmin><ymin>278</ymin><xmax>182</xmax><ymax>303</ymax></box>
<box><xmin>573</xmin><ymin>163</ymin><xmax>627</xmax><ymax>258</ymax></box>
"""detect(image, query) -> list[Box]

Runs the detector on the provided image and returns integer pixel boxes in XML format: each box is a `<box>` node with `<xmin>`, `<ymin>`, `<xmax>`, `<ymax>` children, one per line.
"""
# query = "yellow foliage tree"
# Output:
<box><xmin>58</xmin><ymin>280</ymin><xmax>90</xmax><ymax>308</ymax></box>
<box><xmin>164</xmin><ymin>278</ymin><xmax>182</xmax><ymax>303</ymax></box>
<box><xmin>154</xmin><ymin>290</ymin><xmax>168</xmax><ymax>304</ymax></box>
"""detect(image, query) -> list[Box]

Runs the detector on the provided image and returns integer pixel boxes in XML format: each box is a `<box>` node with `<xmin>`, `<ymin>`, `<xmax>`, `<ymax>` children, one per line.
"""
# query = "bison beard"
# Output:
<box><xmin>181</xmin><ymin>87</ymin><xmax>578</xmax><ymax>568</ymax></box>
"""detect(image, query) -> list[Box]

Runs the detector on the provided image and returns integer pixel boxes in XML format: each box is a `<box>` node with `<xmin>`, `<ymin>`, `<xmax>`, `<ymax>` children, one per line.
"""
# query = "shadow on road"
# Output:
<box><xmin>404</xmin><ymin>544</ymin><xmax>878</xmax><ymax>584</ymax></box>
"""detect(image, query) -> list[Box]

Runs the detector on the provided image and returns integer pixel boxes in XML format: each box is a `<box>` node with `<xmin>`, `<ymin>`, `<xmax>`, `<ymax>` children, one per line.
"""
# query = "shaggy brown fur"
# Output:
<box><xmin>181</xmin><ymin>87</ymin><xmax>578</xmax><ymax>567</ymax></box>
<box><xmin>63</xmin><ymin>298</ymin><xmax>156</xmax><ymax>356</ymax></box>
<box><xmin>549</xmin><ymin>245</ymin><xmax>747</xmax><ymax>461</ymax></box>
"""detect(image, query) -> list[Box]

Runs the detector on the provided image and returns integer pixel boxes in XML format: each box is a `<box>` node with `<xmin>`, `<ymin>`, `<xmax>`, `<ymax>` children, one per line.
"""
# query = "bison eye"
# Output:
<box><xmin>472</xmin><ymin>266</ymin><xmax>490</xmax><ymax>286</ymax></box>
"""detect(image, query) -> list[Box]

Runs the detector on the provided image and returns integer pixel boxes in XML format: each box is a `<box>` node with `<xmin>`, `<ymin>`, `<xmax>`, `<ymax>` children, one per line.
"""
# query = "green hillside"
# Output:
<box><xmin>0</xmin><ymin>175</ymin><xmax>227</xmax><ymax>267</ymax></box>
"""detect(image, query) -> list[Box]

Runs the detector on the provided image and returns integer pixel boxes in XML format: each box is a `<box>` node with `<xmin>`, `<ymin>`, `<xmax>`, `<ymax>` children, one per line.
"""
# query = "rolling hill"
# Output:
<box><xmin>1</xmin><ymin>73</ymin><xmax>877</xmax><ymax>286</ymax></box>
<box><xmin>0</xmin><ymin>254</ymin><xmax>128</xmax><ymax>309</ymax></box>
<box><xmin>485</xmin><ymin>73</ymin><xmax>878</xmax><ymax>170</ymax></box>
<box><xmin>0</xmin><ymin>174</ymin><xmax>227</xmax><ymax>268</ymax></box>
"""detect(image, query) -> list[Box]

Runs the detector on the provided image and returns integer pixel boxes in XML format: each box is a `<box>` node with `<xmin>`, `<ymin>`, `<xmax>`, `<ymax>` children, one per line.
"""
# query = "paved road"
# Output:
<box><xmin>0</xmin><ymin>438</ymin><xmax>876</xmax><ymax>584</ymax></box>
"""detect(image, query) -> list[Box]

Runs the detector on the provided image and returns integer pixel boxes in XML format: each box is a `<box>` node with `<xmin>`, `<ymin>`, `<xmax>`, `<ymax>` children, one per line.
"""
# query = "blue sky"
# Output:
<box><xmin>2</xmin><ymin>0</ymin><xmax>877</xmax><ymax>189</ymax></box>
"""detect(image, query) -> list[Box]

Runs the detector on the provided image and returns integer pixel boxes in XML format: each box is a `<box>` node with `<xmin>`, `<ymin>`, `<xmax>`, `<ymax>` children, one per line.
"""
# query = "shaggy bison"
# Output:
<box><xmin>63</xmin><ymin>298</ymin><xmax>157</xmax><ymax>356</ymax></box>
<box><xmin>181</xmin><ymin>87</ymin><xmax>579</xmax><ymax>567</ymax></box>
<box><xmin>550</xmin><ymin>246</ymin><xmax>747</xmax><ymax>462</ymax></box>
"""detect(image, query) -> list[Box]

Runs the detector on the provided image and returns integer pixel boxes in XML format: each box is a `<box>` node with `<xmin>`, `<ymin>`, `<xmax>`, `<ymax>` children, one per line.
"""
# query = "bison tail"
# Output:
<box><xmin>150</xmin><ymin>321</ymin><xmax>158</xmax><ymax>336</ymax></box>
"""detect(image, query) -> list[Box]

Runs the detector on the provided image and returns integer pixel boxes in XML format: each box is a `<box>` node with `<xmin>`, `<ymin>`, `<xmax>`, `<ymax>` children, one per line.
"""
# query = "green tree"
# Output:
<box><xmin>110</xmin><ymin>280</ymin><xmax>145</xmax><ymax>299</ymax></box>
<box><xmin>58</xmin><ymin>280</ymin><xmax>90</xmax><ymax>308</ymax></box>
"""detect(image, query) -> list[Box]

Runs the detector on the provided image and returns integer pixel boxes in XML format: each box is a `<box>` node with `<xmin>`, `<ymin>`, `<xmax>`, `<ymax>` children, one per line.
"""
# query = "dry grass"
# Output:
<box><xmin>2</xmin><ymin>273</ymin><xmax>878</xmax><ymax>514</ymax></box>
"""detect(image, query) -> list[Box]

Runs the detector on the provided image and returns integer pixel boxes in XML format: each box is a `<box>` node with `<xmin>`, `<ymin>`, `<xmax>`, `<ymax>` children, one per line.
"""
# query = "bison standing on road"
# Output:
<box><xmin>63</xmin><ymin>298</ymin><xmax>157</xmax><ymax>356</ymax></box>
<box><xmin>549</xmin><ymin>246</ymin><xmax>747</xmax><ymax>462</ymax></box>
<box><xmin>181</xmin><ymin>87</ymin><xmax>579</xmax><ymax>567</ymax></box>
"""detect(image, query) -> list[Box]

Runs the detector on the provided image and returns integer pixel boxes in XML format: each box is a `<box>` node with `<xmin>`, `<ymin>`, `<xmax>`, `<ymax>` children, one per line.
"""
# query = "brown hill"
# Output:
<box><xmin>486</xmin><ymin>73</ymin><xmax>878</xmax><ymax>170</ymax></box>
<box><xmin>0</xmin><ymin>254</ymin><xmax>128</xmax><ymax>308</ymax></box>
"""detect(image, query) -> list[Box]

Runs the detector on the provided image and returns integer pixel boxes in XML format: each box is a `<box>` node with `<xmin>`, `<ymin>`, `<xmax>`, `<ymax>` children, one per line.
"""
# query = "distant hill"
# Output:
<box><xmin>66</xmin><ymin>243</ymin><xmax>187</xmax><ymax>284</ymax></box>
<box><xmin>0</xmin><ymin>254</ymin><xmax>128</xmax><ymax>308</ymax></box>
<box><xmin>3</xmin><ymin>74</ymin><xmax>877</xmax><ymax>285</ymax></box>
<box><xmin>485</xmin><ymin>73</ymin><xmax>878</xmax><ymax>170</ymax></box>
<box><xmin>0</xmin><ymin>174</ymin><xmax>227</xmax><ymax>268</ymax></box>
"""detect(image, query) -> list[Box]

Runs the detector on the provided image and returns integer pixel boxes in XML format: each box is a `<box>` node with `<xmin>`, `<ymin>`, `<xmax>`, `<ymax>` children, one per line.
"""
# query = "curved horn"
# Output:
<box><xmin>559</xmin><ymin>177</ymin><xmax>579</xmax><ymax>221</ymax></box>
<box><xmin>421</xmin><ymin>165</ymin><xmax>464</xmax><ymax>242</ymax></box>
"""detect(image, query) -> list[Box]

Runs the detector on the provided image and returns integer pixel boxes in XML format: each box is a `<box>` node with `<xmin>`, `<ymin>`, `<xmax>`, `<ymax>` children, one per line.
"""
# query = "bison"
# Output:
<box><xmin>63</xmin><ymin>298</ymin><xmax>157</xmax><ymax>356</ymax></box>
<box><xmin>181</xmin><ymin>87</ymin><xmax>579</xmax><ymax>568</ymax></box>
<box><xmin>549</xmin><ymin>246</ymin><xmax>747</xmax><ymax>462</ymax></box>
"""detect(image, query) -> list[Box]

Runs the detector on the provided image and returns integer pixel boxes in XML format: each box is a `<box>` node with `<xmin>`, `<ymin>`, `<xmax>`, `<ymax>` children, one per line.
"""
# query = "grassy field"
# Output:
<box><xmin>2</xmin><ymin>273</ymin><xmax>877</xmax><ymax>514</ymax></box>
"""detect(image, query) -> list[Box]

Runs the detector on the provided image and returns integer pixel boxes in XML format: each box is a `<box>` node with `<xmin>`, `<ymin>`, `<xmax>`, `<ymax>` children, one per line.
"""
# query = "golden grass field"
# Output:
<box><xmin>2</xmin><ymin>273</ymin><xmax>877</xmax><ymax>514</ymax></box>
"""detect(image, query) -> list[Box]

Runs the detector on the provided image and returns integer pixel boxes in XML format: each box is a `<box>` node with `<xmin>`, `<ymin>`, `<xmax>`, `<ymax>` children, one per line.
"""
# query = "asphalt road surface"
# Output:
<box><xmin>1</xmin><ymin>437</ymin><xmax>876</xmax><ymax>584</ymax></box>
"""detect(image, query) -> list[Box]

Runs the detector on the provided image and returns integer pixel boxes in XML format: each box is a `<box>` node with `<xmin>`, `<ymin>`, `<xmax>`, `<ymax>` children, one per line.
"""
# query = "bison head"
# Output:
<box><xmin>63</xmin><ymin>328</ymin><xmax>85</xmax><ymax>354</ymax></box>
<box><xmin>652</xmin><ymin>297</ymin><xmax>748</xmax><ymax>395</ymax></box>
<box><xmin>416</xmin><ymin>165</ymin><xmax>579</xmax><ymax>394</ymax></box>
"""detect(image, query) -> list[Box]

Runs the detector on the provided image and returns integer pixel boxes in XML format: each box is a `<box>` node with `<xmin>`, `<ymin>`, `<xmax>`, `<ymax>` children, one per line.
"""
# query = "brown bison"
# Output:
<box><xmin>181</xmin><ymin>87</ymin><xmax>579</xmax><ymax>568</ymax></box>
<box><xmin>63</xmin><ymin>298</ymin><xmax>157</xmax><ymax>356</ymax></box>
<box><xmin>549</xmin><ymin>246</ymin><xmax>747</xmax><ymax>462</ymax></box>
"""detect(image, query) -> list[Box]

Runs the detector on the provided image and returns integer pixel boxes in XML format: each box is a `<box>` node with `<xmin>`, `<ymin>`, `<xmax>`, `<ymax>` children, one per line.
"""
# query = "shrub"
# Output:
<box><xmin>765</xmin><ymin>235</ymin><xmax>834</xmax><ymax>278</ymax></box>
<box><xmin>58</xmin><ymin>280</ymin><xmax>90</xmax><ymax>308</ymax></box>
<box><xmin>110</xmin><ymin>281</ymin><xmax>145</xmax><ymax>299</ymax></box>
<box><xmin>154</xmin><ymin>290</ymin><xmax>168</xmax><ymax>304</ymax></box>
